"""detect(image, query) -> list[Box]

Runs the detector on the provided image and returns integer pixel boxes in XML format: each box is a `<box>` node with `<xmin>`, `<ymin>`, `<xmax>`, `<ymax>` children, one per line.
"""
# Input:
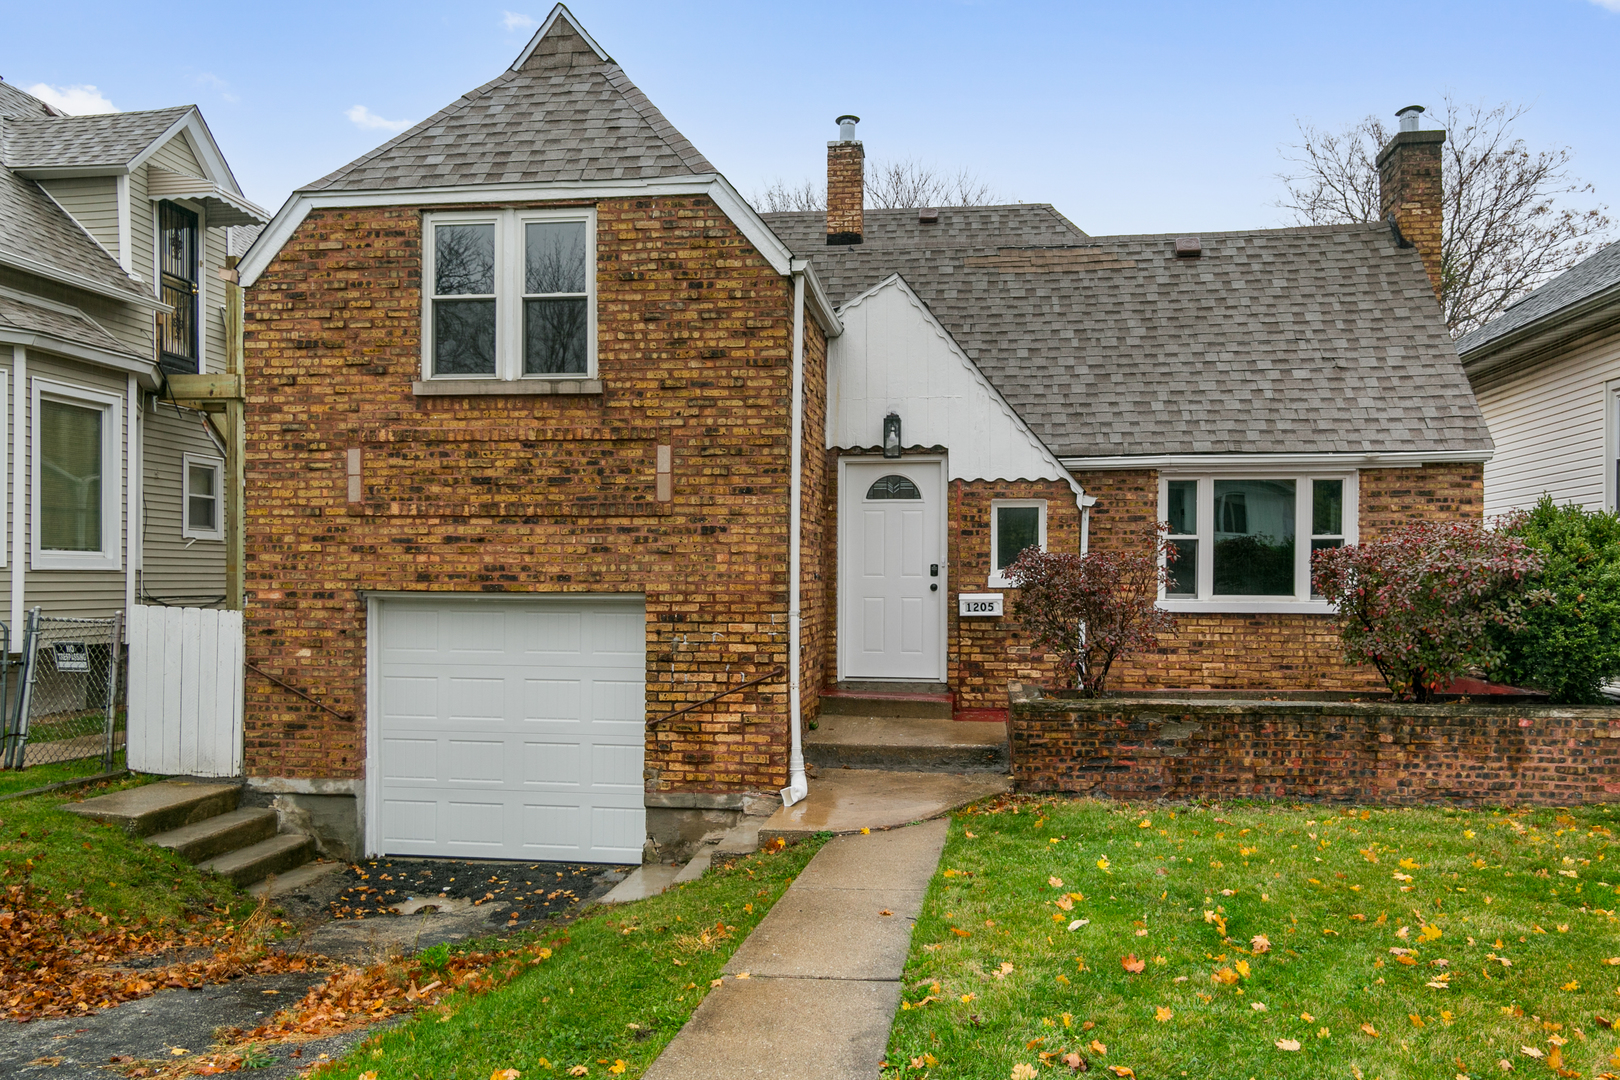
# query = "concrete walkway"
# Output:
<box><xmin>644</xmin><ymin>819</ymin><xmax>948</xmax><ymax>1080</ymax></box>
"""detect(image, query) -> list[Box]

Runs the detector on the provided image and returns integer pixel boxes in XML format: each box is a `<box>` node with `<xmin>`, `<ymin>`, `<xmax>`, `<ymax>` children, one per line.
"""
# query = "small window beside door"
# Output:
<box><xmin>989</xmin><ymin>499</ymin><xmax>1046</xmax><ymax>586</ymax></box>
<box><xmin>182</xmin><ymin>453</ymin><xmax>224</xmax><ymax>541</ymax></box>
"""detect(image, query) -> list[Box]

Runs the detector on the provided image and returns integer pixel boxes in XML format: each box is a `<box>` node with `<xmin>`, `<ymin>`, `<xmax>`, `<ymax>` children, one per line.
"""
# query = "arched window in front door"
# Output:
<box><xmin>865</xmin><ymin>474</ymin><xmax>922</xmax><ymax>500</ymax></box>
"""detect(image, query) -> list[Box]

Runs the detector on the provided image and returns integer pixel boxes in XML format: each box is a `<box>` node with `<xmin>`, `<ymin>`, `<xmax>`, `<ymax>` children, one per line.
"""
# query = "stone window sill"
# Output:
<box><xmin>412</xmin><ymin>378</ymin><xmax>603</xmax><ymax>397</ymax></box>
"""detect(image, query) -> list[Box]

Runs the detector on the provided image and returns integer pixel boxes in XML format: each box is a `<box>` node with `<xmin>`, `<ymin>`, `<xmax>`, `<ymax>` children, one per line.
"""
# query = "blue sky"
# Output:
<box><xmin>5</xmin><ymin>1</ymin><xmax>1617</xmax><ymax>236</ymax></box>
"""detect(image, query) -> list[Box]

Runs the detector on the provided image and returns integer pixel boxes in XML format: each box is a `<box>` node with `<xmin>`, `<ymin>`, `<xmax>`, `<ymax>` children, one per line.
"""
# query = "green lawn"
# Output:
<box><xmin>0</xmin><ymin>749</ymin><xmax>125</xmax><ymax>798</ymax></box>
<box><xmin>886</xmin><ymin>798</ymin><xmax>1620</xmax><ymax>1080</ymax></box>
<box><xmin>0</xmin><ymin>771</ymin><xmax>242</xmax><ymax>933</ymax></box>
<box><xmin>318</xmin><ymin>838</ymin><xmax>826</xmax><ymax>1080</ymax></box>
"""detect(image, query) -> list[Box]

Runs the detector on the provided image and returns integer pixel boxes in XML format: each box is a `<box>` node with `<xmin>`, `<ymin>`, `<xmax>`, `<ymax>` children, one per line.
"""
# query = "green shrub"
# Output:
<box><xmin>1493</xmin><ymin>497</ymin><xmax>1620</xmax><ymax>703</ymax></box>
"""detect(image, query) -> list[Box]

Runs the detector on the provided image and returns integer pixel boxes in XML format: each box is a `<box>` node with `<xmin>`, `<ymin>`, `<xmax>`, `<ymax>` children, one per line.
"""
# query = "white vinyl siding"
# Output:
<box><xmin>1471</xmin><ymin>330</ymin><xmax>1620</xmax><ymax>515</ymax></box>
<box><xmin>0</xmin><ymin>266</ymin><xmax>152</xmax><ymax>358</ymax></box>
<box><xmin>140</xmin><ymin>406</ymin><xmax>227</xmax><ymax>604</ymax></box>
<box><xmin>38</xmin><ymin>177</ymin><xmax>121</xmax><ymax>263</ymax></box>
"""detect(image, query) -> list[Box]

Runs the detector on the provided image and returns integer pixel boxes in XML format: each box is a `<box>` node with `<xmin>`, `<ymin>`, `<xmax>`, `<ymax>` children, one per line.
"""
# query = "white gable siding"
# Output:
<box><xmin>1472</xmin><ymin>328</ymin><xmax>1620</xmax><ymax>515</ymax></box>
<box><xmin>829</xmin><ymin>276</ymin><xmax>1076</xmax><ymax>496</ymax></box>
<box><xmin>38</xmin><ymin>177</ymin><xmax>120</xmax><ymax>262</ymax></box>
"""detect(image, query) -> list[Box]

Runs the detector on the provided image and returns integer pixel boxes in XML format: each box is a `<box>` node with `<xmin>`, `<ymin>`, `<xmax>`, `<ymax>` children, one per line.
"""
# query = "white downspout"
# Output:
<box><xmin>781</xmin><ymin>270</ymin><xmax>809</xmax><ymax>808</ymax></box>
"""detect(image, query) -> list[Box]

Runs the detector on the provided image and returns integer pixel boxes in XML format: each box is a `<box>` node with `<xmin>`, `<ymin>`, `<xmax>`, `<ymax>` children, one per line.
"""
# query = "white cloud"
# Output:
<box><xmin>25</xmin><ymin>83</ymin><xmax>117</xmax><ymax>115</ymax></box>
<box><xmin>502</xmin><ymin>10</ymin><xmax>536</xmax><ymax>31</ymax></box>
<box><xmin>195</xmin><ymin>72</ymin><xmax>239</xmax><ymax>103</ymax></box>
<box><xmin>1591</xmin><ymin>0</ymin><xmax>1620</xmax><ymax>10</ymax></box>
<box><xmin>345</xmin><ymin>105</ymin><xmax>413</xmax><ymax>133</ymax></box>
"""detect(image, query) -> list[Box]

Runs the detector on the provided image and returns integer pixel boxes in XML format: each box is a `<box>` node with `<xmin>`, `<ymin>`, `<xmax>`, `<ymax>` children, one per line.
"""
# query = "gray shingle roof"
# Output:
<box><xmin>1456</xmin><ymin>242</ymin><xmax>1620</xmax><ymax>358</ymax></box>
<box><xmin>0</xmin><ymin>290</ymin><xmax>139</xmax><ymax>357</ymax></box>
<box><xmin>301</xmin><ymin>12</ymin><xmax>713</xmax><ymax>193</ymax></box>
<box><xmin>763</xmin><ymin>207</ymin><xmax>1492</xmax><ymax>458</ymax></box>
<box><xmin>0</xmin><ymin>81</ymin><xmax>57</xmax><ymax>119</ymax></box>
<box><xmin>2</xmin><ymin>106</ymin><xmax>191</xmax><ymax>170</ymax></box>
<box><xmin>0</xmin><ymin>162</ymin><xmax>150</xmax><ymax>301</ymax></box>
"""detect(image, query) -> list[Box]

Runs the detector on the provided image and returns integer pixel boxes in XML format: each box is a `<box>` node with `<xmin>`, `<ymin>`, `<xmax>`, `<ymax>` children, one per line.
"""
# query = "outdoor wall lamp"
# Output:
<box><xmin>883</xmin><ymin>412</ymin><xmax>902</xmax><ymax>458</ymax></box>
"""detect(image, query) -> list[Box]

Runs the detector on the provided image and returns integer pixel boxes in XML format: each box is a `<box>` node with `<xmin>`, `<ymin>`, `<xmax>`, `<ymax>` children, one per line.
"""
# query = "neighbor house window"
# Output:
<box><xmin>424</xmin><ymin>210</ymin><xmax>594</xmax><ymax>380</ymax></box>
<box><xmin>182</xmin><ymin>452</ymin><xmax>224</xmax><ymax>541</ymax></box>
<box><xmin>1158</xmin><ymin>474</ymin><xmax>1356</xmax><ymax>609</ymax></box>
<box><xmin>989</xmin><ymin>499</ymin><xmax>1046</xmax><ymax>587</ymax></box>
<box><xmin>32</xmin><ymin>381</ymin><xmax>122</xmax><ymax>571</ymax></box>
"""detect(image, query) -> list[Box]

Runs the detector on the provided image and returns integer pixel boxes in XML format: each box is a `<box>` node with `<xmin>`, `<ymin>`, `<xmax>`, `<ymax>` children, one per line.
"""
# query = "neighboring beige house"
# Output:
<box><xmin>0</xmin><ymin>79</ymin><xmax>267</xmax><ymax>632</ymax></box>
<box><xmin>1458</xmin><ymin>243</ymin><xmax>1620</xmax><ymax>516</ymax></box>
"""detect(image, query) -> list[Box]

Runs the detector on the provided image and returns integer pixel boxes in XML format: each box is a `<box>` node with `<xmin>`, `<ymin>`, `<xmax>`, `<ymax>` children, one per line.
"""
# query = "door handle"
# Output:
<box><xmin>930</xmin><ymin>584</ymin><xmax>938</xmax><ymax>592</ymax></box>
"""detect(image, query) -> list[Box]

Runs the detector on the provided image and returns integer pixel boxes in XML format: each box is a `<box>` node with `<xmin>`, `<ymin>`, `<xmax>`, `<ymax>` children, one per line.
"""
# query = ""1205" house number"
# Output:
<box><xmin>957</xmin><ymin>593</ymin><xmax>1004</xmax><ymax>617</ymax></box>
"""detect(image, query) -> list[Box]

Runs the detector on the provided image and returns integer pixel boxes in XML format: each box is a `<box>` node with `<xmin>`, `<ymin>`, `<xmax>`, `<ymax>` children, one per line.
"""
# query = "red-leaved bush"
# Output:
<box><xmin>1311</xmin><ymin>519</ymin><xmax>1543</xmax><ymax>702</ymax></box>
<box><xmin>1006</xmin><ymin>533</ymin><xmax>1177</xmax><ymax>695</ymax></box>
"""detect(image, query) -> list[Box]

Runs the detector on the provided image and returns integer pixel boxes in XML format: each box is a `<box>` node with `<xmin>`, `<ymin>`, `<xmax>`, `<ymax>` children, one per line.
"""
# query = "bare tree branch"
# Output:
<box><xmin>1277</xmin><ymin>96</ymin><xmax>1612</xmax><ymax>336</ymax></box>
<box><xmin>750</xmin><ymin>159</ymin><xmax>1002</xmax><ymax>213</ymax></box>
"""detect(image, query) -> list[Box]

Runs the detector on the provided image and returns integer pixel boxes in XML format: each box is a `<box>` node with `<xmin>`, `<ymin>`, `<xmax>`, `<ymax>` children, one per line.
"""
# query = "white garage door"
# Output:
<box><xmin>372</xmin><ymin>595</ymin><xmax>646</xmax><ymax>863</ymax></box>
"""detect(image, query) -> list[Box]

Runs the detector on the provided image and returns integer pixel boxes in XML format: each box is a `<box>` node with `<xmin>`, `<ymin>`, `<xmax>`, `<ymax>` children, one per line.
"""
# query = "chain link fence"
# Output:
<box><xmin>0</xmin><ymin>609</ymin><xmax>124</xmax><ymax>772</ymax></box>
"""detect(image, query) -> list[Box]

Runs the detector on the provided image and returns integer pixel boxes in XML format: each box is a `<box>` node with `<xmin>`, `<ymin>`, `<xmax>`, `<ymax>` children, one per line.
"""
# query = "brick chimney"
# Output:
<box><xmin>1377</xmin><ymin>105</ymin><xmax>1446</xmax><ymax>301</ymax></box>
<box><xmin>826</xmin><ymin>114</ymin><xmax>863</xmax><ymax>246</ymax></box>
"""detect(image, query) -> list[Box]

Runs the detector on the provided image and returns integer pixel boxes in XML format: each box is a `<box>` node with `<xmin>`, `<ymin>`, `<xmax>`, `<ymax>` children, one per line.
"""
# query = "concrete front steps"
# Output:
<box><xmin>65</xmin><ymin>779</ymin><xmax>316</xmax><ymax>888</ymax></box>
<box><xmin>808</xmin><ymin>682</ymin><xmax>1009</xmax><ymax>773</ymax></box>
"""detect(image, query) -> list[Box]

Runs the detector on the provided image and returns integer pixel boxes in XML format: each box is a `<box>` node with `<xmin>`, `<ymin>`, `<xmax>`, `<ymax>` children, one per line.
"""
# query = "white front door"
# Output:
<box><xmin>371</xmin><ymin>595</ymin><xmax>646</xmax><ymax>863</ymax></box>
<box><xmin>840</xmin><ymin>459</ymin><xmax>945</xmax><ymax>681</ymax></box>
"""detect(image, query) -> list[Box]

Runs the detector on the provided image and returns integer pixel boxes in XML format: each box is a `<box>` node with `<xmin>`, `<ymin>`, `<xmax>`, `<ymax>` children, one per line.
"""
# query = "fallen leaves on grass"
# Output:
<box><xmin>0</xmin><ymin>879</ymin><xmax>308</xmax><ymax>1023</ymax></box>
<box><xmin>1276</xmin><ymin>1039</ymin><xmax>1302</xmax><ymax>1051</ymax></box>
<box><xmin>1121</xmin><ymin>954</ymin><xmax>1145</xmax><ymax>973</ymax></box>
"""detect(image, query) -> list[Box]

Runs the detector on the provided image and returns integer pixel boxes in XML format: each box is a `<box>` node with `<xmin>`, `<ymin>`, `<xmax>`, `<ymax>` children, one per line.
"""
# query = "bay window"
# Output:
<box><xmin>423</xmin><ymin>210</ymin><xmax>594</xmax><ymax>381</ymax></box>
<box><xmin>1158</xmin><ymin>473</ymin><xmax>1356</xmax><ymax>610</ymax></box>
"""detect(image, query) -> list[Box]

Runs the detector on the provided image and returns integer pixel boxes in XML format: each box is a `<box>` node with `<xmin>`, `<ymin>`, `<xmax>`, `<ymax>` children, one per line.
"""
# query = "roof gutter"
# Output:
<box><xmin>1059</xmin><ymin>449</ymin><xmax>1494</xmax><ymax>471</ymax></box>
<box><xmin>1458</xmin><ymin>280</ymin><xmax>1620</xmax><ymax>381</ymax></box>
<box><xmin>0</xmin><ymin>329</ymin><xmax>161</xmax><ymax>389</ymax></box>
<box><xmin>0</xmin><ymin>250</ymin><xmax>168</xmax><ymax>313</ymax></box>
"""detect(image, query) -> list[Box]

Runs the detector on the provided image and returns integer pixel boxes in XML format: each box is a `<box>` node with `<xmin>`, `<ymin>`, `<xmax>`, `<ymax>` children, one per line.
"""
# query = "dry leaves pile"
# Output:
<box><xmin>0</xmin><ymin>878</ymin><xmax>307</xmax><ymax>1023</ymax></box>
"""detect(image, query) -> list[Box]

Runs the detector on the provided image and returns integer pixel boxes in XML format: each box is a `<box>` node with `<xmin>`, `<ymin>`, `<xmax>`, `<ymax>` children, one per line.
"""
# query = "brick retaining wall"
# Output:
<box><xmin>1010</xmin><ymin>694</ymin><xmax>1620</xmax><ymax>806</ymax></box>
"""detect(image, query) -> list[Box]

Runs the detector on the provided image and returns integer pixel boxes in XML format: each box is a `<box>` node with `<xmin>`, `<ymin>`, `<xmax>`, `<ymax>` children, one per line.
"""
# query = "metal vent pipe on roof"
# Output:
<box><xmin>1397</xmin><ymin>105</ymin><xmax>1424</xmax><ymax>132</ymax></box>
<box><xmin>836</xmin><ymin>114</ymin><xmax>860</xmax><ymax>142</ymax></box>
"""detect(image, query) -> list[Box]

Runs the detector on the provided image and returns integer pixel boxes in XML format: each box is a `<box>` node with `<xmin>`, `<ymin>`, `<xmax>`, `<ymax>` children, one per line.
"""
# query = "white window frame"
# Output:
<box><xmin>988</xmin><ymin>498</ymin><xmax>1047</xmax><ymax>588</ymax></box>
<box><xmin>1156</xmin><ymin>472</ymin><xmax>1358</xmax><ymax>613</ymax></box>
<box><xmin>31</xmin><ymin>379</ymin><xmax>123</xmax><ymax>571</ymax></box>
<box><xmin>421</xmin><ymin>208</ymin><xmax>597</xmax><ymax>381</ymax></box>
<box><xmin>181</xmin><ymin>451</ymin><xmax>225</xmax><ymax>541</ymax></box>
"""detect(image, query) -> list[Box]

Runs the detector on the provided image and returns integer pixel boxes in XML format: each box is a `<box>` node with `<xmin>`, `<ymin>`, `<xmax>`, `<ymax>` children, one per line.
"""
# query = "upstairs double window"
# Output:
<box><xmin>1161</xmin><ymin>474</ymin><xmax>1355</xmax><ymax>609</ymax></box>
<box><xmin>424</xmin><ymin>210</ymin><xmax>595</xmax><ymax>381</ymax></box>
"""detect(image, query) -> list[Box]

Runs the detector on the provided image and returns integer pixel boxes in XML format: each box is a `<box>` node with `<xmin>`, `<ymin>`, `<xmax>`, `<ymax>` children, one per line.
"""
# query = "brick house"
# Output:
<box><xmin>236</xmin><ymin>9</ymin><xmax>1490</xmax><ymax>860</ymax></box>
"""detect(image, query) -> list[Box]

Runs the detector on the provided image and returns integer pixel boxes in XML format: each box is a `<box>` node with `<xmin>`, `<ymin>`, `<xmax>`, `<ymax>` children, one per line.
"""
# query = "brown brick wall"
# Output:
<box><xmin>799</xmin><ymin>318</ymin><xmax>829</xmax><ymax>724</ymax></box>
<box><xmin>243</xmin><ymin>196</ymin><xmax>816</xmax><ymax>795</ymax></box>
<box><xmin>948</xmin><ymin>479</ymin><xmax>1083</xmax><ymax>709</ymax></box>
<box><xmin>1012</xmin><ymin>697</ymin><xmax>1620</xmax><ymax>806</ymax></box>
<box><xmin>1069</xmin><ymin>463</ymin><xmax>1484</xmax><ymax>691</ymax></box>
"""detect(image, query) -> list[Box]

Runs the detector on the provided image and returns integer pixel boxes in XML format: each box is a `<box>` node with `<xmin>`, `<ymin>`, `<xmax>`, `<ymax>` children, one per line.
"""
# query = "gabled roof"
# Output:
<box><xmin>2</xmin><ymin>106</ymin><xmax>191</xmax><ymax>172</ymax></box>
<box><xmin>1456</xmin><ymin>242</ymin><xmax>1620</xmax><ymax>370</ymax></box>
<box><xmin>301</xmin><ymin>4</ymin><xmax>713</xmax><ymax>193</ymax></box>
<box><xmin>763</xmin><ymin>207</ymin><xmax>1492</xmax><ymax>460</ymax></box>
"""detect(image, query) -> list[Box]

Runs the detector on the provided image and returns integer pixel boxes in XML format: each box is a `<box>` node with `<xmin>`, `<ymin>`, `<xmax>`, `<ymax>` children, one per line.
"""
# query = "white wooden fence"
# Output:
<box><xmin>127</xmin><ymin>606</ymin><xmax>244</xmax><ymax>777</ymax></box>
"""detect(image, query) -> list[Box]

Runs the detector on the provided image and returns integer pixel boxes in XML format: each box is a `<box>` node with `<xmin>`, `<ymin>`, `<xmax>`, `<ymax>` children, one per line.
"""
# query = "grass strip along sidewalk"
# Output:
<box><xmin>886</xmin><ymin>797</ymin><xmax>1620</xmax><ymax>1080</ymax></box>
<box><xmin>310</xmin><ymin>836</ymin><xmax>825</xmax><ymax>1080</ymax></box>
